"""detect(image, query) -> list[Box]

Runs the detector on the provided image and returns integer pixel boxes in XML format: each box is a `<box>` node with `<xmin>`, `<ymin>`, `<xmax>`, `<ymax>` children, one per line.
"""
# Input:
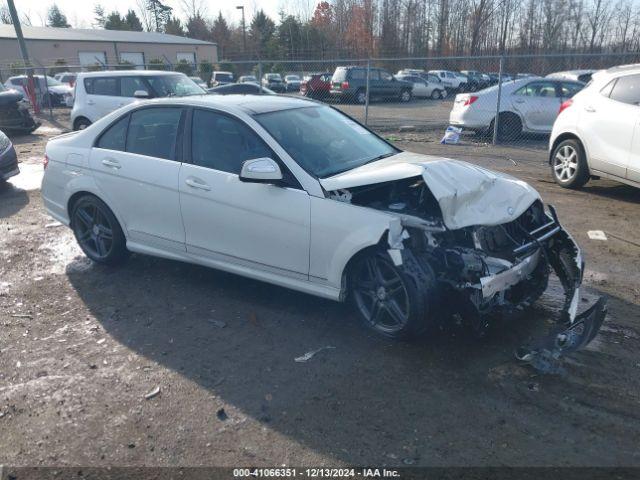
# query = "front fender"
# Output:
<box><xmin>310</xmin><ymin>196</ymin><xmax>398</xmax><ymax>289</ymax></box>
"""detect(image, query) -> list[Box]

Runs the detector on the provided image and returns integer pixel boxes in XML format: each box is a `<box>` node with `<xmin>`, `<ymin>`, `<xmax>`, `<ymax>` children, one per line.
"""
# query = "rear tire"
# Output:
<box><xmin>431</xmin><ymin>89</ymin><xmax>442</xmax><ymax>100</ymax></box>
<box><xmin>71</xmin><ymin>195</ymin><xmax>129</xmax><ymax>265</ymax></box>
<box><xmin>355</xmin><ymin>89</ymin><xmax>367</xmax><ymax>104</ymax></box>
<box><xmin>350</xmin><ymin>250</ymin><xmax>433</xmax><ymax>339</ymax></box>
<box><xmin>551</xmin><ymin>139</ymin><xmax>590</xmax><ymax>189</ymax></box>
<box><xmin>490</xmin><ymin>112</ymin><xmax>522</xmax><ymax>141</ymax></box>
<box><xmin>73</xmin><ymin>117</ymin><xmax>92</xmax><ymax>131</ymax></box>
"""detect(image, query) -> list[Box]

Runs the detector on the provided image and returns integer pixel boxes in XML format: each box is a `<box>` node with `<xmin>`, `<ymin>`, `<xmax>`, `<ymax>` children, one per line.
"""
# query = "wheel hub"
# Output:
<box><xmin>376</xmin><ymin>286</ymin><xmax>387</xmax><ymax>301</ymax></box>
<box><xmin>92</xmin><ymin>224</ymin><xmax>100</xmax><ymax>236</ymax></box>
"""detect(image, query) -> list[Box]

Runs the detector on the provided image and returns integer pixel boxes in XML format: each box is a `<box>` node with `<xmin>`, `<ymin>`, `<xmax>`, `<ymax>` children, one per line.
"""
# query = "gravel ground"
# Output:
<box><xmin>1</xmin><ymin>110</ymin><xmax>639</xmax><ymax>468</ymax></box>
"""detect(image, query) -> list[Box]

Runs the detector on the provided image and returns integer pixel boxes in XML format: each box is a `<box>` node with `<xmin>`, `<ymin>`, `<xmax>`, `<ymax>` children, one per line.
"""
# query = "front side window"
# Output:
<box><xmin>609</xmin><ymin>74</ymin><xmax>640</xmax><ymax>106</ymax></box>
<box><xmin>97</xmin><ymin>115</ymin><xmax>129</xmax><ymax>151</ymax></box>
<box><xmin>126</xmin><ymin>108</ymin><xmax>182</xmax><ymax>160</ymax></box>
<box><xmin>560</xmin><ymin>82</ymin><xmax>583</xmax><ymax>98</ymax></box>
<box><xmin>515</xmin><ymin>81</ymin><xmax>557</xmax><ymax>98</ymax></box>
<box><xmin>85</xmin><ymin>77</ymin><xmax>118</xmax><ymax>96</ymax></box>
<box><xmin>254</xmin><ymin>106</ymin><xmax>398</xmax><ymax>178</ymax></box>
<box><xmin>191</xmin><ymin>109</ymin><xmax>272</xmax><ymax>174</ymax></box>
<box><xmin>380</xmin><ymin>71</ymin><xmax>393</xmax><ymax>81</ymax></box>
<box><xmin>145</xmin><ymin>74</ymin><xmax>205</xmax><ymax>97</ymax></box>
<box><xmin>120</xmin><ymin>76</ymin><xmax>147</xmax><ymax>97</ymax></box>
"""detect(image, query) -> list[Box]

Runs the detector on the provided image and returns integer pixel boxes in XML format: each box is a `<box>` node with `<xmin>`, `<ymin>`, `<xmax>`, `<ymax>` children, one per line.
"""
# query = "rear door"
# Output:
<box><xmin>89</xmin><ymin>106</ymin><xmax>186</xmax><ymax>252</ymax></box>
<box><xmin>579</xmin><ymin>75</ymin><xmax>639</xmax><ymax>179</ymax></box>
<box><xmin>511</xmin><ymin>80</ymin><xmax>561</xmax><ymax>132</ymax></box>
<box><xmin>84</xmin><ymin>76</ymin><xmax>122</xmax><ymax>119</ymax></box>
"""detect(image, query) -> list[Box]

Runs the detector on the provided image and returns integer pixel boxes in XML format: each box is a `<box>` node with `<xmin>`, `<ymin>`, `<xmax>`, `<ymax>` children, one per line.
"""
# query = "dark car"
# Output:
<box><xmin>330</xmin><ymin>66</ymin><xmax>413</xmax><ymax>103</ymax></box>
<box><xmin>301</xmin><ymin>73</ymin><xmax>332</xmax><ymax>99</ymax></box>
<box><xmin>0</xmin><ymin>130</ymin><xmax>18</xmax><ymax>181</ymax></box>
<box><xmin>207</xmin><ymin>83</ymin><xmax>276</xmax><ymax>95</ymax></box>
<box><xmin>262</xmin><ymin>73</ymin><xmax>286</xmax><ymax>93</ymax></box>
<box><xmin>460</xmin><ymin>70</ymin><xmax>491</xmax><ymax>91</ymax></box>
<box><xmin>0</xmin><ymin>84</ymin><xmax>39</xmax><ymax>134</ymax></box>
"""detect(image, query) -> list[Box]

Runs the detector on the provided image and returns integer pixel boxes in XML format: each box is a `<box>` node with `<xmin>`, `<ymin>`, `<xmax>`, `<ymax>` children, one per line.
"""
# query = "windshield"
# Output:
<box><xmin>266</xmin><ymin>74</ymin><xmax>282</xmax><ymax>81</ymax></box>
<box><xmin>286</xmin><ymin>75</ymin><xmax>300</xmax><ymax>81</ymax></box>
<box><xmin>146</xmin><ymin>74</ymin><xmax>206</xmax><ymax>97</ymax></box>
<box><xmin>254</xmin><ymin>106</ymin><xmax>399</xmax><ymax>178</ymax></box>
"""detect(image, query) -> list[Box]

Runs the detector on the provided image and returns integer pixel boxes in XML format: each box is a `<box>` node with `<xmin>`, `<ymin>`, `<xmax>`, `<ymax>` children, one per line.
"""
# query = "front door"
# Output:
<box><xmin>179</xmin><ymin>108</ymin><xmax>310</xmax><ymax>278</ymax></box>
<box><xmin>511</xmin><ymin>80</ymin><xmax>561</xmax><ymax>132</ymax></box>
<box><xmin>579</xmin><ymin>74</ymin><xmax>639</xmax><ymax>179</ymax></box>
<box><xmin>89</xmin><ymin>106</ymin><xmax>186</xmax><ymax>252</ymax></box>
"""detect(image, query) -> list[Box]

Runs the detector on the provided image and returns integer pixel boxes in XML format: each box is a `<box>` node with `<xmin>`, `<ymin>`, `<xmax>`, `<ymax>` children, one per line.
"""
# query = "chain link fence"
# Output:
<box><xmin>3</xmin><ymin>52</ymin><xmax>640</xmax><ymax>153</ymax></box>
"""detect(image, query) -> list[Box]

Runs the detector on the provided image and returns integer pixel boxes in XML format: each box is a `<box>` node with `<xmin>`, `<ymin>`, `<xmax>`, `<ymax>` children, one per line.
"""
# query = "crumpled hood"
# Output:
<box><xmin>320</xmin><ymin>151</ymin><xmax>540</xmax><ymax>230</ymax></box>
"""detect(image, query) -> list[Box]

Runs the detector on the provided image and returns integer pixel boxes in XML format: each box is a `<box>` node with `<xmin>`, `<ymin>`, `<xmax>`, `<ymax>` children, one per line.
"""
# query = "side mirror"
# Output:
<box><xmin>133</xmin><ymin>90</ymin><xmax>150</xmax><ymax>98</ymax></box>
<box><xmin>239</xmin><ymin>157</ymin><xmax>283</xmax><ymax>183</ymax></box>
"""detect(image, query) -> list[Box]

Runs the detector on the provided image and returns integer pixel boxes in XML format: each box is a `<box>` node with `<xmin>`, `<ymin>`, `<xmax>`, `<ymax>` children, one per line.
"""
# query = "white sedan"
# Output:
<box><xmin>41</xmin><ymin>94</ymin><xmax>604</xmax><ymax>355</ymax></box>
<box><xmin>449</xmin><ymin>78</ymin><xmax>584</xmax><ymax>139</ymax></box>
<box><xmin>395</xmin><ymin>74</ymin><xmax>447</xmax><ymax>99</ymax></box>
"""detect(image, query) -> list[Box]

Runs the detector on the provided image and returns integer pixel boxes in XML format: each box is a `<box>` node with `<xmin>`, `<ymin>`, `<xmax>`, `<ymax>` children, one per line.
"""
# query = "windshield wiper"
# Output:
<box><xmin>363</xmin><ymin>152</ymin><xmax>397</xmax><ymax>165</ymax></box>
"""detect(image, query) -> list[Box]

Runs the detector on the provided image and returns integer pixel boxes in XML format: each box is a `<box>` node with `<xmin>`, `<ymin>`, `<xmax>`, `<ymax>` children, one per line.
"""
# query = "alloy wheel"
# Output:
<box><xmin>353</xmin><ymin>255</ymin><xmax>411</xmax><ymax>335</ymax></box>
<box><xmin>553</xmin><ymin>145</ymin><xmax>578</xmax><ymax>182</ymax></box>
<box><xmin>74</xmin><ymin>203</ymin><xmax>114</xmax><ymax>260</ymax></box>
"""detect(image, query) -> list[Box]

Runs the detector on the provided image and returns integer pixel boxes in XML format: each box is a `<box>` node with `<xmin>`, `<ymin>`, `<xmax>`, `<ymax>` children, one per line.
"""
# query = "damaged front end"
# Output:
<box><xmin>326</xmin><ymin>165</ymin><xmax>605</xmax><ymax>369</ymax></box>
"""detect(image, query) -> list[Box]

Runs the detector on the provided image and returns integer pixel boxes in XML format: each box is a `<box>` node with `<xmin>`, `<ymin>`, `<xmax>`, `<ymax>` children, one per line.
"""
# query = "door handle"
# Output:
<box><xmin>584</xmin><ymin>105</ymin><xmax>596</xmax><ymax>113</ymax></box>
<box><xmin>514</xmin><ymin>99</ymin><xmax>525</xmax><ymax>104</ymax></box>
<box><xmin>101</xmin><ymin>158</ymin><xmax>121</xmax><ymax>169</ymax></box>
<box><xmin>185</xmin><ymin>178</ymin><xmax>211</xmax><ymax>191</ymax></box>
<box><xmin>87</xmin><ymin>100</ymin><xmax>95</xmax><ymax>105</ymax></box>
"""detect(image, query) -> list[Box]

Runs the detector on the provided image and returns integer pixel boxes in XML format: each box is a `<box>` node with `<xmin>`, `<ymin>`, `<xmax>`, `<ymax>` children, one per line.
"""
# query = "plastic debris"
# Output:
<box><xmin>144</xmin><ymin>386</ymin><xmax>161</xmax><ymax>400</ymax></box>
<box><xmin>216</xmin><ymin>408</ymin><xmax>228</xmax><ymax>421</ymax></box>
<box><xmin>587</xmin><ymin>230</ymin><xmax>607</xmax><ymax>241</ymax></box>
<box><xmin>295</xmin><ymin>346</ymin><xmax>336</xmax><ymax>363</ymax></box>
<box><xmin>441</xmin><ymin>126</ymin><xmax>462</xmax><ymax>144</ymax></box>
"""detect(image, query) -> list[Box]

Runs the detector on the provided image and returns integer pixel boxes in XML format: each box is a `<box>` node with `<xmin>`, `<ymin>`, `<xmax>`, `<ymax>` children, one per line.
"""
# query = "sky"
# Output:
<box><xmin>12</xmin><ymin>0</ymin><xmax>316</xmax><ymax>29</ymax></box>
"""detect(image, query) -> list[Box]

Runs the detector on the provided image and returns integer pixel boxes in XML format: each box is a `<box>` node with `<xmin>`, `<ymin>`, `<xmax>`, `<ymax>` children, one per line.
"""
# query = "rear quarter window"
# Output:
<box><xmin>84</xmin><ymin>77</ymin><xmax>118</xmax><ymax>96</ymax></box>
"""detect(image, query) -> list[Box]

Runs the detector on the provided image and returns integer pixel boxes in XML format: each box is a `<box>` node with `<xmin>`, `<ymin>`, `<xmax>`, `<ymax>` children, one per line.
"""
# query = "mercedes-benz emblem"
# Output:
<box><xmin>507</xmin><ymin>206</ymin><xmax>515</xmax><ymax>216</ymax></box>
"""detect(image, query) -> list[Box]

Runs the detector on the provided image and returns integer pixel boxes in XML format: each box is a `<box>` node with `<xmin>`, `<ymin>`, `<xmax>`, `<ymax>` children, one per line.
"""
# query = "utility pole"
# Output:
<box><xmin>6</xmin><ymin>0</ymin><xmax>39</xmax><ymax>113</ymax></box>
<box><xmin>236</xmin><ymin>5</ymin><xmax>246</xmax><ymax>57</ymax></box>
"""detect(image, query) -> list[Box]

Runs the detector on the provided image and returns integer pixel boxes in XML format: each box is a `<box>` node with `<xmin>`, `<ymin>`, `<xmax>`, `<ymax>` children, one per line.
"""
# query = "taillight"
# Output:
<box><xmin>341</xmin><ymin>81</ymin><xmax>349</xmax><ymax>90</ymax></box>
<box><xmin>463</xmin><ymin>95</ymin><xmax>478</xmax><ymax>107</ymax></box>
<box><xmin>43</xmin><ymin>154</ymin><xmax>49</xmax><ymax>169</ymax></box>
<box><xmin>559</xmin><ymin>99</ymin><xmax>573</xmax><ymax>114</ymax></box>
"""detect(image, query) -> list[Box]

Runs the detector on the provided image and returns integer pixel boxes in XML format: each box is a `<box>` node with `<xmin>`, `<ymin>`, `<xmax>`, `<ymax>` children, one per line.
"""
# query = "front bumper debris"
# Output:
<box><xmin>515</xmin><ymin>205</ymin><xmax>607</xmax><ymax>373</ymax></box>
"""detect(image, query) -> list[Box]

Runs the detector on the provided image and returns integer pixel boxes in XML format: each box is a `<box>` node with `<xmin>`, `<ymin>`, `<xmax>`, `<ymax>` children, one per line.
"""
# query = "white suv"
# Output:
<box><xmin>71</xmin><ymin>70</ymin><xmax>206</xmax><ymax>130</ymax></box>
<box><xmin>549</xmin><ymin>64</ymin><xmax>640</xmax><ymax>189</ymax></box>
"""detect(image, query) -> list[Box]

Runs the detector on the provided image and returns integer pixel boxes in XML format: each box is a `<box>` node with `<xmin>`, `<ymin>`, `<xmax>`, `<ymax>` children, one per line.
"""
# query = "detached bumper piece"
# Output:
<box><xmin>515</xmin><ymin>205</ymin><xmax>607</xmax><ymax>373</ymax></box>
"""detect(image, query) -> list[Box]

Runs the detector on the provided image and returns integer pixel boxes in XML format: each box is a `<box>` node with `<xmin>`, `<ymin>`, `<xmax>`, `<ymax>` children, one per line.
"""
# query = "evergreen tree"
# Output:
<box><xmin>47</xmin><ymin>4</ymin><xmax>70</xmax><ymax>28</ymax></box>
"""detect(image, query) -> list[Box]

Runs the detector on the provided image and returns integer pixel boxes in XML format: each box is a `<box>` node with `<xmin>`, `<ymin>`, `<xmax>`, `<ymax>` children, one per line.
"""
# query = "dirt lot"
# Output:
<box><xmin>1</xmin><ymin>110</ymin><xmax>639</xmax><ymax>468</ymax></box>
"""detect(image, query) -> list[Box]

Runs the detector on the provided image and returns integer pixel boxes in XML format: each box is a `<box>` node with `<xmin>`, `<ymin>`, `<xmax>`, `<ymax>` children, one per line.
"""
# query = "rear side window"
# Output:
<box><xmin>85</xmin><ymin>77</ymin><xmax>118</xmax><ymax>96</ymax></box>
<box><xmin>126</xmin><ymin>108</ymin><xmax>182</xmax><ymax>160</ymax></box>
<box><xmin>191</xmin><ymin>109</ymin><xmax>272</xmax><ymax>174</ymax></box>
<box><xmin>609</xmin><ymin>74</ymin><xmax>640</xmax><ymax>106</ymax></box>
<box><xmin>120</xmin><ymin>76</ymin><xmax>147</xmax><ymax>97</ymax></box>
<box><xmin>349</xmin><ymin>69</ymin><xmax>366</xmax><ymax>80</ymax></box>
<box><xmin>97</xmin><ymin>115</ymin><xmax>129</xmax><ymax>151</ymax></box>
<box><xmin>515</xmin><ymin>81</ymin><xmax>557</xmax><ymax>98</ymax></box>
<box><xmin>379</xmin><ymin>70</ymin><xmax>393</xmax><ymax>81</ymax></box>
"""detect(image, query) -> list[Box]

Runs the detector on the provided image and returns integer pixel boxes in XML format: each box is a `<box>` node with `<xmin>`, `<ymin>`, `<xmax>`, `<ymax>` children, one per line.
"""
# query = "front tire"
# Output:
<box><xmin>551</xmin><ymin>139</ymin><xmax>589</xmax><ymax>189</ymax></box>
<box><xmin>431</xmin><ymin>89</ymin><xmax>442</xmax><ymax>100</ymax></box>
<box><xmin>350</xmin><ymin>251</ymin><xmax>432</xmax><ymax>339</ymax></box>
<box><xmin>71</xmin><ymin>195</ymin><xmax>129</xmax><ymax>265</ymax></box>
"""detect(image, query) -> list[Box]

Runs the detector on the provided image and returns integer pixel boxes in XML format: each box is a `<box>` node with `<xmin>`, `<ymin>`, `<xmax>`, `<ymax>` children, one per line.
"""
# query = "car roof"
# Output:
<box><xmin>77</xmin><ymin>70</ymin><xmax>184</xmax><ymax>78</ymax></box>
<box><xmin>135</xmin><ymin>93</ymin><xmax>319</xmax><ymax>115</ymax></box>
